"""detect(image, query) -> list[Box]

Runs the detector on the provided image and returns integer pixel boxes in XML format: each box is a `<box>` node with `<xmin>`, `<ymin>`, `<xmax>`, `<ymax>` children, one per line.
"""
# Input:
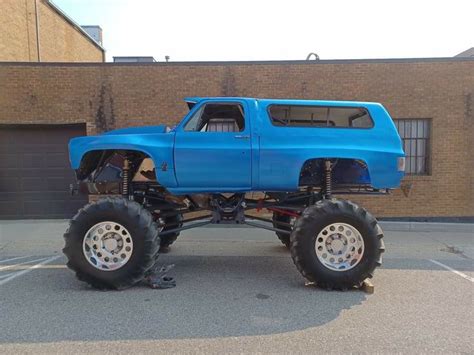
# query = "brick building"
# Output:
<box><xmin>0</xmin><ymin>0</ymin><xmax>104</xmax><ymax>62</ymax></box>
<box><xmin>0</xmin><ymin>58</ymin><xmax>473</xmax><ymax>219</ymax></box>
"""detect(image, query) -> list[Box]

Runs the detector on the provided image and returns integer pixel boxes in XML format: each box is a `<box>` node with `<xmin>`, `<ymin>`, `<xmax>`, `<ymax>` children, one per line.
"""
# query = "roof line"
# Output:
<box><xmin>0</xmin><ymin>56</ymin><xmax>473</xmax><ymax>67</ymax></box>
<box><xmin>46</xmin><ymin>1</ymin><xmax>105</xmax><ymax>52</ymax></box>
<box><xmin>81</xmin><ymin>25</ymin><xmax>103</xmax><ymax>30</ymax></box>
<box><xmin>184</xmin><ymin>97</ymin><xmax>383</xmax><ymax>106</ymax></box>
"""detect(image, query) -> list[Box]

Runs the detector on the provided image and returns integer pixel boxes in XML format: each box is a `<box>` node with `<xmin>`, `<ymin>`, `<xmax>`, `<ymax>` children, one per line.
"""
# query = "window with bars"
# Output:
<box><xmin>394</xmin><ymin>119</ymin><xmax>431</xmax><ymax>175</ymax></box>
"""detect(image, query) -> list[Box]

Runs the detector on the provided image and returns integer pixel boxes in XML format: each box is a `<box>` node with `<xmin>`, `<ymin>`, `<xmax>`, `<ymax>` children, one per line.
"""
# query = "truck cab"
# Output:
<box><xmin>173</xmin><ymin>98</ymin><xmax>253</xmax><ymax>191</ymax></box>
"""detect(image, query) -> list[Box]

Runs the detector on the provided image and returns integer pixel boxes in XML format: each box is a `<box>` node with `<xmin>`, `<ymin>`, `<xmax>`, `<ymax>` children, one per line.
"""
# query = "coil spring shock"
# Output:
<box><xmin>324</xmin><ymin>160</ymin><xmax>332</xmax><ymax>199</ymax></box>
<box><xmin>122</xmin><ymin>159</ymin><xmax>130</xmax><ymax>197</ymax></box>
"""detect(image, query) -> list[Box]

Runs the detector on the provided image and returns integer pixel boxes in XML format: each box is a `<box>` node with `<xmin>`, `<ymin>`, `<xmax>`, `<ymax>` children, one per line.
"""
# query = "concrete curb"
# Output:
<box><xmin>0</xmin><ymin>219</ymin><xmax>472</xmax><ymax>233</ymax></box>
<box><xmin>198</xmin><ymin>220</ymin><xmax>474</xmax><ymax>233</ymax></box>
<box><xmin>0</xmin><ymin>219</ymin><xmax>69</xmax><ymax>225</ymax></box>
<box><xmin>379</xmin><ymin>221</ymin><xmax>474</xmax><ymax>233</ymax></box>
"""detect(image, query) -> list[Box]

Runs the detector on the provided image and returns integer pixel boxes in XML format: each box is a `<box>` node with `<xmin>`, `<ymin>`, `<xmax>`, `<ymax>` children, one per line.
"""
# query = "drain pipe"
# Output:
<box><xmin>34</xmin><ymin>0</ymin><xmax>41</xmax><ymax>61</ymax></box>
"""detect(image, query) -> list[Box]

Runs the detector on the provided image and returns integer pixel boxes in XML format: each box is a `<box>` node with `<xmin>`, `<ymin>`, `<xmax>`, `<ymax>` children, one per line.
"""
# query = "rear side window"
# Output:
<box><xmin>268</xmin><ymin>105</ymin><xmax>373</xmax><ymax>128</ymax></box>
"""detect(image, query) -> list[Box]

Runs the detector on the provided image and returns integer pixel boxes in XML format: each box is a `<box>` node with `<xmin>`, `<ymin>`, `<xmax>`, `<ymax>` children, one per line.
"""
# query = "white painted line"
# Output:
<box><xmin>0</xmin><ymin>255</ymin><xmax>34</xmax><ymax>264</ymax></box>
<box><xmin>0</xmin><ymin>256</ymin><xmax>61</xmax><ymax>286</ymax></box>
<box><xmin>429</xmin><ymin>259</ymin><xmax>474</xmax><ymax>283</ymax></box>
<box><xmin>0</xmin><ymin>272</ymin><xmax>17</xmax><ymax>280</ymax></box>
<box><xmin>0</xmin><ymin>256</ymin><xmax>51</xmax><ymax>272</ymax></box>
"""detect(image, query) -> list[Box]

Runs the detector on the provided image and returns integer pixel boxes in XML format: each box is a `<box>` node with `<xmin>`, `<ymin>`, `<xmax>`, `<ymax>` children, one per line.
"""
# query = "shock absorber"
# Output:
<box><xmin>122</xmin><ymin>159</ymin><xmax>130</xmax><ymax>197</ymax></box>
<box><xmin>324</xmin><ymin>159</ymin><xmax>332</xmax><ymax>199</ymax></box>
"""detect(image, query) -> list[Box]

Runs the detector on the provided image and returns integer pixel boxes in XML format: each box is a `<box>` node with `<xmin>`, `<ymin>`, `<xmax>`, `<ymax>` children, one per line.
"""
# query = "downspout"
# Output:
<box><xmin>34</xmin><ymin>0</ymin><xmax>41</xmax><ymax>62</ymax></box>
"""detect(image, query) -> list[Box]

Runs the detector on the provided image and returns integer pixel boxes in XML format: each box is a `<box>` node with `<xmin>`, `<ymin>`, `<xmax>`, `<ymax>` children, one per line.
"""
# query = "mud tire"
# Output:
<box><xmin>290</xmin><ymin>199</ymin><xmax>385</xmax><ymax>290</ymax></box>
<box><xmin>63</xmin><ymin>197</ymin><xmax>160</xmax><ymax>290</ymax></box>
<box><xmin>159</xmin><ymin>212</ymin><xmax>183</xmax><ymax>247</ymax></box>
<box><xmin>272</xmin><ymin>212</ymin><xmax>292</xmax><ymax>248</ymax></box>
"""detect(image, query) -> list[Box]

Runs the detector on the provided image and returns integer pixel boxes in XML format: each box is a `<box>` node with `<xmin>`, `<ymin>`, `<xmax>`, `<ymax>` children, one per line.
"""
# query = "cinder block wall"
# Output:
<box><xmin>0</xmin><ymin>0</ymin><xmax>103</xmax><ymax>62</ymax></box>
<box><xmin>0</xmin><ymin>59</ymin><xmax>472</xmax><ymax>218</ymax></box>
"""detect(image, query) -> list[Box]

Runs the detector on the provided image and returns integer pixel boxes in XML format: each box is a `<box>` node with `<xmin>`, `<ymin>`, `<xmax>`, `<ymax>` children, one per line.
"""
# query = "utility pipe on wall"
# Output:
<box><xmin>34</xmin><ymin>0</ymin><xmax>41</xmax><ymax>61</ymax></box>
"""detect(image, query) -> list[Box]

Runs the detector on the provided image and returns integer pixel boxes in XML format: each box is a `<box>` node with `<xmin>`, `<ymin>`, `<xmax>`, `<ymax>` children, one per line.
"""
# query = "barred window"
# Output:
<box><xmin>394</xmin><ymin>119</ymin><xmax>431</xmax><ymax>175</ymax></box>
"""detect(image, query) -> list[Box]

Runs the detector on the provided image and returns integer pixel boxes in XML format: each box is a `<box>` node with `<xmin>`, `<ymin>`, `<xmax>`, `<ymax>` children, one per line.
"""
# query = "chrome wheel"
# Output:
<box><xmin>315</xmin><ymin>223</ymin><xmax>365</xmax><ymax>271</ymax></box>
<box><xmin>82</xmin><ymin>221</ymin><xmax>133</xmax><ymax>271</ymax></box>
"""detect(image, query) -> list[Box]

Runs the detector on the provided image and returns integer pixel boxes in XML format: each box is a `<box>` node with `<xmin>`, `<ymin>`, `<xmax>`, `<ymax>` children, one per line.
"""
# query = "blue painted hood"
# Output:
<box><xmin>102</xmin><ymin>125</ymin><xmax>169</xmax><ymax>135</ymax></box>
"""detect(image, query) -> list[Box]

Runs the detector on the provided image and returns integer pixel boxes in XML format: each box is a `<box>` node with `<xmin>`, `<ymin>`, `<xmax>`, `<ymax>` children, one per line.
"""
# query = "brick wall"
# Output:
<box><xmin>0</xmin><ymin>59</ymin><xmax>473</xmax><ymax>218</ymax></box>
<box><xmin>0</xmin><ymin>0</ymin><xmax>103</xmax><ymax>62</ymax></box>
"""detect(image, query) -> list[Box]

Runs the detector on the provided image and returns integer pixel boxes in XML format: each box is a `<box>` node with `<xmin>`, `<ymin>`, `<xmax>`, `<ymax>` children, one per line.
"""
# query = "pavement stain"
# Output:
<box><xmin>440</xmin><ymin>244</ymin><xmax>469</xmax><ymax>259</ymax></box>
<box><xmin>256</xmin><ymin>293</ymin><xmax>270</xmax><ymax>300</ymax></box>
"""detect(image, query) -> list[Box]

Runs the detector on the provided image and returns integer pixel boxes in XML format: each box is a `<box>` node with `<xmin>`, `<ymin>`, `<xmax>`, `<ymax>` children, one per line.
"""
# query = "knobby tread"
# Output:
<box><xmin>159</xmin><ymin>211</ymin><xmax>183</xmax><ymax>247</ymax></box>
<box><xmin>290</xmin><ymin>199</ymin><xmax>384</xmax><ymax>290</ymax></box>
<box><xmin>63</xmin><ymin>197</ymin><xmax>160</xmax><ymax>290</ymax></box>
<box><xmin>272</xmin><ymin>212</ymin><xmax>292</xmax><ymax>248</ymax></box>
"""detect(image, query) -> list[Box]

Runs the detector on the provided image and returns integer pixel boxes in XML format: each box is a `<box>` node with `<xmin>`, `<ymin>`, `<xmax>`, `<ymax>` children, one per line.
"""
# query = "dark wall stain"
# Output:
<box><xmin>301</xmin><ymin>81</ymin><xmax>308</xmax><ymax>97</ymax></box>
<box><xmin>28</xmin><ymin>94</ymin><xmax>38</xmax><ymax>106</ymax></box>
<box><xmin>95</xmin><ymin>81</ymin><xmax>116</xmax><ymax>133</ymax></box>
<box><xmin>465</xmin><ymin>93</ymin><xmax>472</xmax><ymax>121</ymax></box>
<box><xmin>222</xmin><ymin>67</ymin><xmax>237</xmax><ymax>96</ymax></box>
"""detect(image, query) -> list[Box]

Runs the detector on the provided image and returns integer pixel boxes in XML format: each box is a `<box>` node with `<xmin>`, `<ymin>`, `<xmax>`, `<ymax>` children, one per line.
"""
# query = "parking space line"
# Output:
<box><xmin>0</xmin><ymin>272</ymin><xmax>16</xmax><ymax>280</ymax></box>
<box><xmin>429</xmin><ymin>259</ymin><xmax>474</xmax><ymax>283</ymax></box>
<box><xmin>0</xmin><ymin>256</ymin><xmax>60</xmax><ymax>286</ymax></box>
<box><xmin>0</xmin><ymin>256</ymin><xmax>51</xmax><ymax>272</ymax></box>
<box><xmin>0</xmin><ymin>255</ymin><xmax>33</xmax><ymax>264</ymax></box>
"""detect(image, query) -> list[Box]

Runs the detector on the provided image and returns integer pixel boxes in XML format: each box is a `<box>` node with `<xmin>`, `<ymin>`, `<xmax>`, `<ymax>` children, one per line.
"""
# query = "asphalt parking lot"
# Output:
<box><xmin>0</xmin><ymin>220</ymin><xmax>473</xmax><ymax>353</ymax></box>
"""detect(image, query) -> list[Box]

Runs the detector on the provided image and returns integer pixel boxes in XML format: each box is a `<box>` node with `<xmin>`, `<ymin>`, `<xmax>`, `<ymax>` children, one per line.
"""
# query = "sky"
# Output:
<box><xmin>53</xmin><ymin>0</ymin><xmax>473</xmax><ymax>62</ymax></box>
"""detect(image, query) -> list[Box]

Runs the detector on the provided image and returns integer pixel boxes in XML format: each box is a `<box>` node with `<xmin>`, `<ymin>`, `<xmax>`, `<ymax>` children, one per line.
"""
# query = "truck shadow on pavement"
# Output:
<box><xmin>0</xmin><ymin>254</ymin><xmax>367</xmax><ymax>343</ymax></box>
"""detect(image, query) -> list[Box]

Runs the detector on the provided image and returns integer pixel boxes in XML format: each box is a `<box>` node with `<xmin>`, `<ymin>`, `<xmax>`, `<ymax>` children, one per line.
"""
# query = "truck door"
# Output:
<box><xmin>174</xmin><ymin>101</ymin><xmax>252</xmax><ymax>190</ymax></box>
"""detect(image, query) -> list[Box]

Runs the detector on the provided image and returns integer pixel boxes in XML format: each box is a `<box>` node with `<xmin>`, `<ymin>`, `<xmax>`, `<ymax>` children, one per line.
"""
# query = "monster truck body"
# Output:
<box><xmin>70</xmin><ymin>97</ymin><xmax>403</xmax><ymax>194</ymax></box>
<box><xmin>64</xmin><ymin>97</ymin><xmax>404</xmax><ymax>290</ymax></box>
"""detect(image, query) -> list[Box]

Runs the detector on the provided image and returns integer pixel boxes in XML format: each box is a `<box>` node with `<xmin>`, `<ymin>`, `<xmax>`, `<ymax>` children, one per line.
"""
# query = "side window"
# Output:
<box><xmin>268</xmin><ymin>105</ymin><xmax>373</xmax><ymax>128</ymax></box>
<box><xmin>184</xmin><ymin>103</ymin><xmax>245</xmax><ymax>132</ymax></box>
<box><xmin>183</xmin><ymin>106</ymin><xmax>204</xmax><ymax>132</ymax></box>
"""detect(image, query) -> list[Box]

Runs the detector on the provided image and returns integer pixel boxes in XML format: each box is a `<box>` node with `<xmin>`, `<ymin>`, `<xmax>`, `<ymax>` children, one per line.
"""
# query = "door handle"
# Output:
<box><xmin>234</xmin><ymin>135</ymin><xmax>250</xmax><ymax>139</ymax></box>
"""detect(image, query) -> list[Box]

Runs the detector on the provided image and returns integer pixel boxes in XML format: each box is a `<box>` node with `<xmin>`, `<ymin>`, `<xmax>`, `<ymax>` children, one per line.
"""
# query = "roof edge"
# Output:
<box><xmin>1</xmin><ymin>56</ymin><xmax>474</xmax><ymax>67</ymax></box>
<box><xmin>46</xmin><ymin>0</ymin><xmax>105</xmax><ymax>53</ymax></box>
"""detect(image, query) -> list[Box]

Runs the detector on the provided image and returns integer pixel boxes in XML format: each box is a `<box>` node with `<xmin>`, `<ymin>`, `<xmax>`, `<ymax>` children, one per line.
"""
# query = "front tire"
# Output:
<box><xmin>63</xmin><ymin>197</ymin><xmax>160</xmax><ymax>290</ymax></box>
<box><xmin>159</xmin><ymin>212</ymin><xmax>183</xmax><ymax>248</ymax></box>
<box><xmin>290</xmin><ymin>199</ymin><xmax>384</xmax><ymax>290</ymax></box>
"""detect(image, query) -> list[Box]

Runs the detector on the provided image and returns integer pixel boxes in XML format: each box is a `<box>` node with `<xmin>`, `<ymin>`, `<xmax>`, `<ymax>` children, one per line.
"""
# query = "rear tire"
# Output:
<box><xmin>63</xmin><ymin>197</ymin><xmax>160</xmax><ymax>290</ymax></box>
<box><xmin>272</xmin><ymin>212</ymin><xmax>292</xmax><ymax>248</ymax></box>
<box><xmin>290</xmin><ymin>199</ymin><xmax>384</xmax><ymax>290</ymax></box>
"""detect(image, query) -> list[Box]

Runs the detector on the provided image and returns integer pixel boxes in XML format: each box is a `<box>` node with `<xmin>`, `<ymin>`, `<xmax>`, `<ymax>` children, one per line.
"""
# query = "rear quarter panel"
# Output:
<box><xmin>256</xmin><ymin>100</ymin><xmax>404</xmax><ymax>190</ymax></box>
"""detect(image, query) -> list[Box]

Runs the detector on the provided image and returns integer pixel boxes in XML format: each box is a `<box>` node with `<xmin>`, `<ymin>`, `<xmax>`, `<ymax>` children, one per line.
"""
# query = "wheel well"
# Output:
<box><xmin>299</xmin><ymin>158</ymin><xmax>371</xmax><ymax>187</ymax></box>
<box><xmin>76</xmin><ymin>149</ymin><xmax>154</xmax><ymax>181</ymax></box>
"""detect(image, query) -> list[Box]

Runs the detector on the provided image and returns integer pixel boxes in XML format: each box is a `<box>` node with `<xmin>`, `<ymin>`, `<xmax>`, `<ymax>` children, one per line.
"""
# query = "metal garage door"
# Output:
<box><xmin>0</xmin><ymin>124</ymin><xmax>88</xmax><ymax>219</ymax></box>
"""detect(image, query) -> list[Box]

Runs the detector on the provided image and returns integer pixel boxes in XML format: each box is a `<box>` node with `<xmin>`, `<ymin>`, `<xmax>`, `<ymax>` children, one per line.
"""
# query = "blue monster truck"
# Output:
<box><xmin>64</xmin><ymin>97</ymin><xmax>405</xmax><ymax>290</ymax></box>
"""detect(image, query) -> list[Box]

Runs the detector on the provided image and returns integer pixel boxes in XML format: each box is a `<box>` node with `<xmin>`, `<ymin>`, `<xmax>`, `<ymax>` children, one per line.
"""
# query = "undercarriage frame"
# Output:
<box><xmin>129</xmin><ymin>184</ymin><xmax>389</xmax><ymax>238</ymax></box>
<box><xmin>72</xmin><ymin>154</ymin><xmax>391</xmax><ymax>238</ymax></box>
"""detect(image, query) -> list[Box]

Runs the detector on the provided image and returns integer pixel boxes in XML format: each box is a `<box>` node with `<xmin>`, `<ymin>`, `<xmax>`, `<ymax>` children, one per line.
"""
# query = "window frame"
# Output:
<box><xmin>266</xmin><ymin>104</ymin><xmax>374</xmax><ymax>129</ymax></box>
<box><xmin>393</xmin><ymin>118</ymin><xmax>431</xmax><ymax>176</ymax></box>
<box><xmin>180</xmin><ymin>101</ymin><xmax>247</xmax><ymax>133</ymax></box>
